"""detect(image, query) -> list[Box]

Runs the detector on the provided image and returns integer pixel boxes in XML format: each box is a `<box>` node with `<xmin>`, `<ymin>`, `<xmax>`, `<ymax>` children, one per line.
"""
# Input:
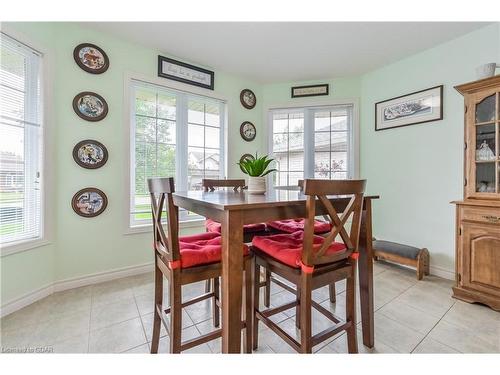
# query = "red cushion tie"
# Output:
<box><xmin>300</xmin><ymin>261</ymin><xmax>315</xmax><ymax>274</ymax></box>
<box><xmin>168</xmin><ymin>260</ymin><xmax>182</xmax><ymax>269</ymax></box>
<box><xmin>350</xmin><ymin>252</ymin><xmax>359</xmax><ymax>260</ymax></box>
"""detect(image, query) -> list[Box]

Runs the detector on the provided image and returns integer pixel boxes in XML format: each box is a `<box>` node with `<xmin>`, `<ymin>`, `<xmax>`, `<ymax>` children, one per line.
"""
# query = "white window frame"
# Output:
<box><xmin>124</xmin><ymin>73</ymin><xmax>228</xmax><ymax>234</ymax></box>
<box><xmin>0</xmin><ymin>26</ymin><xmax>54</xmax><ymax>257</ymax></box>
<box><xmin>265</xmin><ymin>98</ymin><xmax>359</xmax><ymax>187</ymax></box>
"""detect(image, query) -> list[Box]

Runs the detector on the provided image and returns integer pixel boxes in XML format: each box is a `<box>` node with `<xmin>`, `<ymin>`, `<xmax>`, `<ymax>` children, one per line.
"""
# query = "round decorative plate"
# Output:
<box><xmin>71</xmin><ymin>188</ymin><xmax>108</xmax><ymax>218</ymax></box>
<box><xmin>72</xmin><ymin>91</ymin><xmax>108</xmax><ymax>122</ymax></box>
<box><xmin>72</xmin><ymin>140</ymin><xmax>108</xmax><ymax>169</ymax></box>
<box><xmin>73</xmin><ymin>43</ymin><xmax>109</xmax><ymax>74</ymax></box>
<box><xmin>240</xmin><ymin>89</ymin><xmax>256</xmax><ymax>109</ymax></box>
<box><xmin>239</xmin><ymin>153</ymin><xmax>255</xmax><ymax>173</ymax></box>
<box><xmin>240</xmin><ymin>121</ymin><xmax>256</xmax><ymax>142</ymax></box>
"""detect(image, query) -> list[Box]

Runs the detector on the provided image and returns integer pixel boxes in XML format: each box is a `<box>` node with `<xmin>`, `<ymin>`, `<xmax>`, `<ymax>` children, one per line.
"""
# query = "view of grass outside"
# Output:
<box><xmin>131</xmin><ymin>85</ymin><xmax>223</xmax><ymax>227</ymax></box>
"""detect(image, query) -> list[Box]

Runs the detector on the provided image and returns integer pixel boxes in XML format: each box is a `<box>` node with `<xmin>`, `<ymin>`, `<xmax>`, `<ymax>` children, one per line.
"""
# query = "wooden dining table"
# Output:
<box><xmin>173</xmin><ymin>187</ymin><xmax>378</xmax><ymax>353</ymax></box>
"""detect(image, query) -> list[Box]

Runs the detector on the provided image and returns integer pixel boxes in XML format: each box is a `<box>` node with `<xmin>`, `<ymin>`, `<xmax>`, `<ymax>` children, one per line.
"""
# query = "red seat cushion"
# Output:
<box><xmin>252</xmin><ymin>231</ymin><xmax>346</xmax><ymax>268</ymax></box>
<box><xmin>205</xmin><ymin>219</ymin><xmax>266</xmax><ymax>234</ymax></box>
<box><xmin>267</xmin><ymin>219</ymin><xmax>331</xmax><ymax>234</ymax></box>
<box><xmin>178</xmin><ymin>232</ymin><xmax>249</xmax><ymax>269</ymax></box>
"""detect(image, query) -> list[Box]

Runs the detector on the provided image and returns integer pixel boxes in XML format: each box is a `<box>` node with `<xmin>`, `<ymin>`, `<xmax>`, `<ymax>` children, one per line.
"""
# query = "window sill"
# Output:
<box><xmin>124</xmin><ymin>218</ymin><xmax>206</xmax><ymax>235</ymax></box>
<box><xmin>0</xmin><ymin>238</ymin><xmax>52</xmax><ymax>257</ymax></box>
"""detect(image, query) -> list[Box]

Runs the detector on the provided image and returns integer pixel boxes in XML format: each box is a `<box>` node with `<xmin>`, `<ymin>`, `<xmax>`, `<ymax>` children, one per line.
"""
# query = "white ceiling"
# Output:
<box><xmin>85</xmin><ymin>22</ymin><xmax>490</xmax><ymax>83</ymax></box>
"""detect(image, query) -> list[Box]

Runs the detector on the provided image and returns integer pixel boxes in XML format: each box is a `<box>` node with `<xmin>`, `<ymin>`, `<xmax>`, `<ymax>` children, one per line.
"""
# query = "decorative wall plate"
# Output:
<box><xmin>73</xmin><ymin>43</ymin><xmax>109</xmax><ymax>74</ymax></box>
<box><xmin>240</xmin><ymin>89</ymin><xmax>256</xmax><ymax>109</ymax></box>
<box><xmin>72</xmin><ymin>91</ymin><xmax>108</xmax><ymax>122</ymax></box>
<box><xmin>239</xmin><ymin>153</ymin><xmax>255</xmax><ymax>173</ymax></box>
<box><xmin>71</xmin><ymin>188</ymin><xmax>108</xmax><ymax>218</ymax></box>
<box><xmin>240</xmin><ymin>121</ymin><xmax>256</xmax><ymax>142</ymax></box>
<box><xmin>73</xmin><ymin>140</ymin><xmax>108</xmax><ymax>169</ymax></box>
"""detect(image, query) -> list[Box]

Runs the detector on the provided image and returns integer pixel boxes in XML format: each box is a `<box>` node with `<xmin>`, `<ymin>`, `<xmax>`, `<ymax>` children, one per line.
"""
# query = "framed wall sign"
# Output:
<box><xmin>158</xmin><ymin>55</ymin><xmax>214</xmax><ymax>90</ymax></box>
<box><xmin>291</xmin><ymin>84</ymin><xmax>329</xmax><ymax>98</ymax></box>
<box><xmin>375</xmin><ymin>85</ymin><xmax>443</xmax><ymax>131</ymax></box>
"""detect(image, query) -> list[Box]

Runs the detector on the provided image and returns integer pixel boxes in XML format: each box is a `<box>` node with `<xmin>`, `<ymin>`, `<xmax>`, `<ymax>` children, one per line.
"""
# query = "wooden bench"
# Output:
<box><xmin>373</xmin><ymin>240</ymin><xmax>430</xmax><ymax>280</ymax></box>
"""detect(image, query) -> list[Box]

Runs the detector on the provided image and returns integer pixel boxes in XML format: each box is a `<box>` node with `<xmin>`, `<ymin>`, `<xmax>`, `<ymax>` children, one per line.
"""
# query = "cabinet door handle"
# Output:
<box><xmin>482</xmin><ymin>215</ymin><xmax>500</xmax><ymax>223</ymax></box>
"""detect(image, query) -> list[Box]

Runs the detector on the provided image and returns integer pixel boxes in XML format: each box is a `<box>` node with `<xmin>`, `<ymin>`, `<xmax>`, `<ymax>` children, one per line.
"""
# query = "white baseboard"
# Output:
<box><xmin>429</xmin><ymin>264</ymin><xmax>455</xmax><ymax>280</ymax></box>
<box><xmin>0</xmin><ymin>283</ymin><xmax>55</xmax><ymax>318</ymax></box>
<box><xmin>377</xmin><ymin>258</ymin><xmax>455</xmax><ymax>281</ymax></box>
<box><xmin>52</xmin><ymin>262</ymin><xmax>154</xmax><ymax>292</ymax></box>
<box><xmin>1</xmin><ymin>262</ymin><xmax>154</xmax><ymax>318</ymax></box>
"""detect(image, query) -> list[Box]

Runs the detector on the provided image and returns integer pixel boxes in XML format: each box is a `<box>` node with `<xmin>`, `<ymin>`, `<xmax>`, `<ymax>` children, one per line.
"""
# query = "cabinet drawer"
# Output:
<box><xmin>462</xmin><ymin>206</ymin><xmax>500</xmax><ymax>225</ymax></box>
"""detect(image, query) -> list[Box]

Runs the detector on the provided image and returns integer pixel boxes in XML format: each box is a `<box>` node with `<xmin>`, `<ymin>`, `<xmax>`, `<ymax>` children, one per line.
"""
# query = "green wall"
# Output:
<box><xmin>2</xmin><ymin>21</ymin><xmax>499</xmax><ymax>307</ymax></box>
<box><xmin>1</xmin><ymin>22</ymin><xmax>265</xmax><ymax>304</ymax></box>
<box><xmin>359</xmin><ymin>23</ymin><xmax>500</xmax><ymax>275</ymax></box>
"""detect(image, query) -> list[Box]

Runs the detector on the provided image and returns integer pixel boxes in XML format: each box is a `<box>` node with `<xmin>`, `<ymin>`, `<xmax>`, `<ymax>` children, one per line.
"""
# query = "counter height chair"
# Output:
<box><xmin>251</xmin><ymin>179</ymin><xmax>366</xmax><ymax>353</ymax></box>
<box><xmin>202</xmin><ymin>178</ymin><xmax>272</xmax><ymax>307</ymax></box>
<box><xmin>202</xmin><ymin>179</ymin><xmax>268</xmax><ymax>242</ymax></box>
<box><xmin>266</xmin><ymin>180</ymin><xmax>337</xmax><ymax>312</ymax></box>
<box><xmin>148</xmin><ymin>177</ymin><xmax>253</xmax><ymax>353</ymax></box>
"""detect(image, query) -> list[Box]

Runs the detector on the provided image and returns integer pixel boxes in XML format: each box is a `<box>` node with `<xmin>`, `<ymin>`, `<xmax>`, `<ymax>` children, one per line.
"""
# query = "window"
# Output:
<box><xmin>130</xmin><ymin>80</ymin><xmax>225</xmax><ymax>228</ymax></box>
<box><xmin>0</xmin><ymin>33</ymin><xmax>44</xmax><ymax>247</ymax></box>
<box><xmin>272</xmin><ymin>111</ymin><xmax>304</xmax><ymax>186</ymax></box>
<box><xmin>270</xmin><ymin>104</ymin><xmax>355</xmax><ymax>186</ymax></box>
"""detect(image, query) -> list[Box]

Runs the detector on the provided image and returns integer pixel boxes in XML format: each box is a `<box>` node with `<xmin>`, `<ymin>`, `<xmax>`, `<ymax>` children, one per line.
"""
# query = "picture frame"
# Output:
<box><xmin>71</xmin><ymin>187</ymin><xmax>108</xmax><ymax>218</ymax></box>
<box><xmin>375</xmin><ymin>85</ymin><xmax>443</xmax><ymax>131</ymax></box>
<box><xmin>73</xmin><ymin>43</ymin><xmax>109</xmax><ymax>74</ymax></box>
<box><xmin>240</xmin><ymin>89</ymin><xmax>256</xmax><ymax>109</ymax></box>
<box><xmin>72</xmin><ymin>91</ymin><xmax>108</xmax><ymax>122</ymax></box>
<box><xmin>240</xmin><ymin>121</ymin><xmax>256</xmax><ymax>142</ymax></box>
<box><xmin>158</xmin><ymin>55</ymin><xmax>214</xmax><ymax>90</ymax></box>
<box><xmin>72</xmin><ymin>139</ymin><xmax>108</xmax><ymax>169</ymax></box>
<box><xmin>291</xmin><ymin>84</ymin><xmax>329</xmax><ymax>98</ymax></box>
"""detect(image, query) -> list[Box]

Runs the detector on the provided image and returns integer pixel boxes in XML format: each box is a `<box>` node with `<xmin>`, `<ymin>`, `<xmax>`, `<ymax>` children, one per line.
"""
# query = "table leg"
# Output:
<box><xmin>358</xmin><ymin>198</ymin><xmax>374</xmax><ymax>348</ymax></box>
<box><xmin>220</xmin><ymin>210</ymin><xmax>244</xmax><ymax>353</ymax></box>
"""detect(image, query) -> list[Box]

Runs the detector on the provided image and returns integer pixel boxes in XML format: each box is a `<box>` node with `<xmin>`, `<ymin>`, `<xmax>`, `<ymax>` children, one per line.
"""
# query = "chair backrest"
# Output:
<box><xmin>202</xmin><ymin>178</ymin><xmax>246</xmax><ymax>192</ymax></box>
<box><xmin>301</xmin><ymin>179</ymin><xmax>366</xmax><ymax>267</ymax></box>
<box><xmin>147</xmin><ymin>177</ymin><xmax>180</xmax><ymax>262</ymax></box>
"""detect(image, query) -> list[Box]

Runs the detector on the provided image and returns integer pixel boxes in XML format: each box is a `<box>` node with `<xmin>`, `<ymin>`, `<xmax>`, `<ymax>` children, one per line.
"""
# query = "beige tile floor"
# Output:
<box><xmin>1</xmin><ymin>261</ymin><xmax>499</xmax><ymax>354</ymax></box>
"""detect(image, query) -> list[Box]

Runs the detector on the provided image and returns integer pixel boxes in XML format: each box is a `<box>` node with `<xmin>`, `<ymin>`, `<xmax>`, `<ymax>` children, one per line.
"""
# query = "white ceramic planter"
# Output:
<box><xmin>247</xmin><ymin>176</ymin><xmax>266</xmax><ymax>195</ymax></box>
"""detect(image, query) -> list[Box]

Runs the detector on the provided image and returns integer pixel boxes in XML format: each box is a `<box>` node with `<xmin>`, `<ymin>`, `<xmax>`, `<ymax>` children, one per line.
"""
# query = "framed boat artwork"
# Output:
<box><xmin>375</xmin><ymin>85</ymin><xmax>443</xmax><ymax>131</ymax></box>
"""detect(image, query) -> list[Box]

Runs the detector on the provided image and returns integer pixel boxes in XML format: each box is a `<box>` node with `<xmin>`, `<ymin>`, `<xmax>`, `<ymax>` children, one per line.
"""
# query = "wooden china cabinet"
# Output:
<box><xmin>453</xmin><ymin>75</ymin><xmax>500</xmax><ymax>311</ymax></box>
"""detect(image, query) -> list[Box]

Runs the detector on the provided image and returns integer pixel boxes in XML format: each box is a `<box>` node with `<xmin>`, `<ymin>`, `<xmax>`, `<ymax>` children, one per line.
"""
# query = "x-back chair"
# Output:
<box><xmin>148</xmin><ymin>177</ymin><xmax>253</xmax><ymax>353</ymax></box>
<box><xmin>201</xmin><ymin>178</ymin><xmax>272</xmax><ymax>306</ymax></box>
<box><xmin>251</xmin><ymin>179</ymin><xmax>366</xmax><ymax>353</ymax></box>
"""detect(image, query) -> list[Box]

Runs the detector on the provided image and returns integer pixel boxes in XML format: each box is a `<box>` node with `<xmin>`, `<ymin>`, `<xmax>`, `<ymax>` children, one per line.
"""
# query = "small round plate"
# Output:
<box><xmin>240</xmin><ymin>121</ymin><xmax>256</xmax><ymax>142</ymax></box>
<box><xmin>73</xmin><ymin>140</ymin><xmax>108</xmax><ymax>169</ymax></box>
<box><xmin>71</xmin><ymin>188</ymin><xmax>108</xmax><ymax>218</ymax></box>
<box><xmin>239</xmin><ymin>153</ymin><xmax>255</xmax><ymax>173</ymax></box>
<box><xmin>240</xmin><ymin>89</ymin><xmax>256</xmax><ymax>109</ymax></box>
<box><xmin>72</xmin><ymin>91</ymin><xmax>108</xmax><ymax>122</ymax></box>
<box><xmin>73</xmin><ymin>43</ymin><xmax>109</xmax><ymax>74</ymax></box>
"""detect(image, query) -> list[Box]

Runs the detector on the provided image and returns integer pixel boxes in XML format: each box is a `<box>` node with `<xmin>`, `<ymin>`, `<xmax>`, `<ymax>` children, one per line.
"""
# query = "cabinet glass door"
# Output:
<box><xmin>474</xmin><ymin>93</ymin><xmax>499</xmax><ymax>193</ymax></box>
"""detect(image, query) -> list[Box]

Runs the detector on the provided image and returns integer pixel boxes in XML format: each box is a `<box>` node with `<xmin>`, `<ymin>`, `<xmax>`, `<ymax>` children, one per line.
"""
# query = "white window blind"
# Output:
<box><xmin>0</xmin><ymin>33</ymin><xmax>43</xmax><ymax>246</ymax></box>
<box><xmin>270</xmin><ymin>104</ymin><xmax>354</xmax><ymax>186</ymax></box>
<box><xmin>130</xmin><ymin>80</ymin><xmax>225</xmax><ymax>227</ymax></box>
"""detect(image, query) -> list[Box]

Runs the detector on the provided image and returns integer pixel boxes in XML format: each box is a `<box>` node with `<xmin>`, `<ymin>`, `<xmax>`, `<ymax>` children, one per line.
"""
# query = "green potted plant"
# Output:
<box><xmin>238</xmin><ymin>153</ymin><xmax>277</xmax><ymax>194</ymax></box>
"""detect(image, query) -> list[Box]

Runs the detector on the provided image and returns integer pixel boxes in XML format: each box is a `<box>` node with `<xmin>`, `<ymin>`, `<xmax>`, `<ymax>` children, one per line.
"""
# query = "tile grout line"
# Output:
<box><xmin>409</xmin><ymin>300</ymin><xmax>458</xmax><ymax>354</ymax></box>
<box><xmin>354</xmin><ymin>278</ymin><xmax>419</xmax><ymax>353</ymax></box>
<box><xmin>87</xmin><ymin>287</ymin><xmax>94</xmax><ymax>353</ymax></box>
<box><xmin>133</xmin><ymin>293</ymin><xmax>150</xmax><ymax>351</ymax></box>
